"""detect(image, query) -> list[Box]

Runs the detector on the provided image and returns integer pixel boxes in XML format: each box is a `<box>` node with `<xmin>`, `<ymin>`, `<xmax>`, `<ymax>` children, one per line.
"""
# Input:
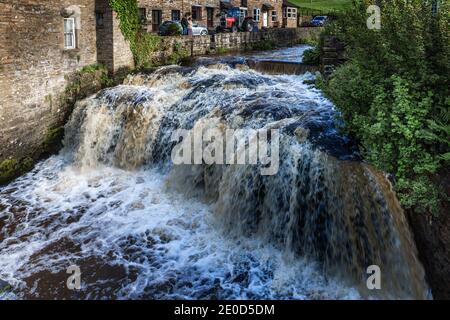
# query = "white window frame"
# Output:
<box><xmin>240</xmin><ymin>8</ymin><xmax>248</xmax><ymax>18</ymax></box>
<box><xmin>253</xmin><ymin>8</ymin><xmax>260</xmax><ymax>22</ymax></box>
<box><xmin>271</xmin><ymin>10</ymin><xmax>277</xmax><ymax>22</ymax></box>
<box><xmin>284</xmin><ymin>7</ymin><xmax>297</xmax><ymax>19</ymax></box>
<box><xmin>64</xmin><ymin>17</ymin><xmax>76</xmax><ymax>50</ymax></box>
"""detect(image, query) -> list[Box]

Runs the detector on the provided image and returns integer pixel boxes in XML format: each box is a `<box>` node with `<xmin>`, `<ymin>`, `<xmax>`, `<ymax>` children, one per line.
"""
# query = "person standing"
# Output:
<box><xmin>181</xmin><ymin>15</ymin><xmax>188</xmax><ymax>35</ymax></box>
<box><xmin>187</xmin><ymin>17</ymin><xmax>193</xmax><ymax>36</ymax></box>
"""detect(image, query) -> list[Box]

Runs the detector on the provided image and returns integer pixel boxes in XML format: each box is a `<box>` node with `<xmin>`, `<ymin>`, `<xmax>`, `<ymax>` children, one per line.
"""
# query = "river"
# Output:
<box><xmin>0</xmin><ymin>46</ymin><xmax>429</xmax><ymax>300</ymax></box>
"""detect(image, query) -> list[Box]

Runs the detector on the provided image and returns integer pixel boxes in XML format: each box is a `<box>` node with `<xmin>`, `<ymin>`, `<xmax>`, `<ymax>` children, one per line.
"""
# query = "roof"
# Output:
<box><xmin>283</xmin><ymin>0</ymin><xmax>300</xmax><ymax>8</ymax></box>
<box><xmin>262</xmin><ymin>3</ymin><xmax>275</xmax><ymax>10</ymax></box>
<box><xmin>219</xmin><ymin>1</ymin><xmax>233</xmax><ymax>9</ymax></box>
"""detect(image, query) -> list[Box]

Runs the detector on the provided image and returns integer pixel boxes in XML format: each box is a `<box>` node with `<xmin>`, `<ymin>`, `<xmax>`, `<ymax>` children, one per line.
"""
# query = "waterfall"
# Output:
<box><xmin>0</xmin><ymin>55</ymin><xmax>429</xmax><ymax>299</ymax></box>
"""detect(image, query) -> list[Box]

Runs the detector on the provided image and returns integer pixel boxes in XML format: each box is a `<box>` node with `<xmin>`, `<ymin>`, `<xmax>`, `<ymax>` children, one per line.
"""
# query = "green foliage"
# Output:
<box><xmin>296</xmin><ymin>38</ymin><xmax>319</xmax><ymax>46</ymax></box>
<box><xmin>290</xmin><ymin>0</ymin><xmax>352</xmax><ymax>11</ymax></box>
<box><xmin>250</xmin><ymin>40</ymin><xmax>276</xmax><ymax>51</ymax></box>
<box><xmin>323</xmin><ymin>0</ymin><xmax>450</xmax><ymax>214</ymax></box>
<box><xmin>0</xmin><ymin>284</ymin><xmax>12</xmax><ymax>295</ymax></box>
<box><xmin>216</xmin><ymin>47</ymin><xmax>232</xmax><ymax>55</ymax></box>
<box><xmin>0</xmin><ymin>157</ymin><xmax>34</xmax><ymax>185</ymax></box>
<box><xmin>109</xmin><ymin>0</ymin><xmax>160</xmax><ymax>68</ymax></box>
<box><xmin>65</xmin><ymin>64</ymin><xmax>112</xmax><ymax>100</ymax></box>
<box><xmin>167</xmin><ymin>23</ymin><xmax>183</xmax><ymax>36</ymax></box>
<box><xmin>302</xmin><ymin>47</ymin><xmax>321</xmax><ymax>65</ymax></box>
<box><xmin>166</xmin><ymin>42</ymin><xmax>190</xmax><ymax>65</ymax></box>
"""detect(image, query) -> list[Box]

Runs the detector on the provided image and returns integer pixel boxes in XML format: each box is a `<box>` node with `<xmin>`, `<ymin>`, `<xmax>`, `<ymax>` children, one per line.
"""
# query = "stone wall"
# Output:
<box><xmin>96</xmin><ymin>0</ymin><xmax>135</xmax><ymax>73</ymax></box>
<box><xmin>0</xmin><ymin>0</ymin><xmax>98</xmax><ymax>162</ymax></box>
<box><xmin>320</xmin><ymin>36</ymin><xmax>346</xmax><ymax>80</ymax></box>
<box><xmin>138</xmin><ymin>0</ymin><xmax>221</xmax><ymax>31</ymax></box>
<box><xmin>153</xmin><ymin>27</ymin><xmax>321</xmax><ymax>61</ymax></box>
<box><xmin>0</xmin><ymin>0</ymin><xmax>135</xmax><ymax>165</ymax></box>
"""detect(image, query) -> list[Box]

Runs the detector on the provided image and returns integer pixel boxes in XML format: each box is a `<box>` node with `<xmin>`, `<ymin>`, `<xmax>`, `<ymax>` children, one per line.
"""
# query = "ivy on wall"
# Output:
<box><xmin>109</xmin><ymin>0</ymin><xmax>160</xmax><ymax>68</ymax></box>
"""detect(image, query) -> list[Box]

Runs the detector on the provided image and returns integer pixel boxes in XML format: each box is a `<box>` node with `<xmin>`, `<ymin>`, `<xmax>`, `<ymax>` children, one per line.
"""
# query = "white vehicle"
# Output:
<box><xmin>192</xmin><ymin>23</ymin><xmax>209</xmax><ymax>36</ymax></box>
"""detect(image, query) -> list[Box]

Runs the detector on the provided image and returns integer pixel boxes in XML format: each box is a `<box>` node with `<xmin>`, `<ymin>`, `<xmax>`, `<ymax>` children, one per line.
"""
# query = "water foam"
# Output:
<box><xmin>0</xmin><ymin>53</ymin><xmax>428</xmax><ymax>299</ymax></box>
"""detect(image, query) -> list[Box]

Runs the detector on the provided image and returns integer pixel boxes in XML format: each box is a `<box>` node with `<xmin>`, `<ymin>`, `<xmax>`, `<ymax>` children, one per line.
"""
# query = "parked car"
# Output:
<box><xmin>311</xmin><ymin>16</ymin><xmax>328</xmax><ymax>27</ymax></box>
<box><xmin>192</xmin><ymin>23</ymin><xmax>209</xmax><ymax>36</ymax></box>
<box><xmin>158</xmin><ymin>21</ymin><xmax>183</xmax><ymax>36</ymax></box>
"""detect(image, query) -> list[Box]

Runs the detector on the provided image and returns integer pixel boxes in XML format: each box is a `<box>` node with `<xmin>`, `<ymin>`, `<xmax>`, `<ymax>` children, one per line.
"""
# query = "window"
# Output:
<box><xmin>284</xmin><ymin>7</ymin><xmax>297</xmax><ymax>19</ymax></box>
<box><xmin>64</xmin><ymin>18</ymin><xmax>76</xmax><ymax>49</ymax></box>
<box><xmin>152</xmin><ymin>10</ymin><xmax>162</xmax><ymax>32</ymax></box>
<box><xmin>138</xmin><ymin>8</ymin><xmax>147</xmax><ymax>23</ymax></box>
<box><xmin>192</xmin><ymin>6</ymin><xmax>202</xmax><ymax>21</ymax></box>
<box><xmin>172</xmin><ymin>10</ymin><xmax>181</xmax><ymax>21</ymax></box>
<box><xmin>240</xmin><ymin>8</ymin><xmax>248</xmax><ymax>18</ymax></box>
<box><xmin>271</xmin><ymin>10</ymin><xmax>277</xmax><ymax>22</ymax></box>
<box><xmin>96</xmin><ymin>12</ymin><xmax>104</xmax><ymax>28</ymax></box>
<box><xmin>253</xmin><ymin>8</ymin><xmax>260</xmax><ymax>22</ymax></box>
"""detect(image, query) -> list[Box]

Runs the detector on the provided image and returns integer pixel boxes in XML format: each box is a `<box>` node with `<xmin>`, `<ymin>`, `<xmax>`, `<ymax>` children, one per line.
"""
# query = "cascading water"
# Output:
<box><xmin>0</xmin><ymin>48</ymin><xmax>429</xmax><ymax>299</ymax></box>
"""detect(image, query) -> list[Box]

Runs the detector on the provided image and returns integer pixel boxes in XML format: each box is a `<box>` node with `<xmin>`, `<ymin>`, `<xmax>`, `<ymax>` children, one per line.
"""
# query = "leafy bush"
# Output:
<box><xmin>302</xmin><ymin>47</ymin><xmax>321</xmax><ymax>65</ymax></box>
<box><xmin>322</xmin><ymin>0</ymin><xmax>450</xmax><ymax>214</ymax></box>
<box><xmin>167</xmin><ymin>23</ymin><xmax>182</xmax><ymax>36</ymax></box>
<box><xmin>250</xmin><ymin>40</ymin><xmax>276</xmax><ymax>51</ymax></box>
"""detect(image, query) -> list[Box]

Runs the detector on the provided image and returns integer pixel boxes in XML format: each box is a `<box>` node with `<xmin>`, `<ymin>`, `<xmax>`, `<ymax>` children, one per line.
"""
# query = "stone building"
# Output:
<box><xmin>95</xmin><ymin>0</ymin><xmax>135</xmax><ymax>72</ymax></box>
<box><xmin>137</xmin><ymin>0</ymin><xmax>284</xmax><ymax>31</ymax></box>
<box><xmin>0</xmin><ymin>0</ymin><xmax>133</xmax><ymax>163</ymax></box>
<box><xmin>241</xmin><ymin>0</ymin><xmax>283</xmax><ymax>29</ymax></box>
<box><xmin>282</xmin><ymin>0</ymin><xmax>299</xmax><ymax>28</ymax></box>
<box><xmin>137</xmin><ymin>0</ymin><xmax>221</xmax><ymax>31</ymax></box>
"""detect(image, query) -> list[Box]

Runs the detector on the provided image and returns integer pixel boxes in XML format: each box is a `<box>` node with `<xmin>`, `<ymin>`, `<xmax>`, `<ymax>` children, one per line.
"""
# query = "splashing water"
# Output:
<box><xmin>0</xmin><ymin>51</ymin><xmax>429</xmax><ymax>299</ymax></box>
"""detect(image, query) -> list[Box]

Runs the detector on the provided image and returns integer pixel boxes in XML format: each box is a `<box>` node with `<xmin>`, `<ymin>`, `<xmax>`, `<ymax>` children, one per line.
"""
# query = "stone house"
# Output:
<box><xmin>240</xmin><ymin>0</ymin><xmax>283</xmax><ymax>29</ymax></box>
<box><xmin>137</xmin><ymin>0</ymin><xmax>221</xmax><ymax>32</ymax></box>
<box><xmin>282</xmin><ymin>0</ymin><xmax>299</xmax><ymax>28</ymax></box>
<box><xmin>0</xmin><ymin>0</ymin><xmax>133</xmax><ymax>163</ymax></box>
<box><xmin>137</xmin><ymin>0</ymin><xmax>284</xmax><ymax>31</ymax></box>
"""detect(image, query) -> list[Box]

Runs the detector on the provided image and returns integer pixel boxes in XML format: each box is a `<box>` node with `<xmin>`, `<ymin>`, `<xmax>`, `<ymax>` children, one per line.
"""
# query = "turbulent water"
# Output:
<box><xmin>0</xmin><ymin>47</ymin><xmax>429</xmax><ymax>299</ymax></box>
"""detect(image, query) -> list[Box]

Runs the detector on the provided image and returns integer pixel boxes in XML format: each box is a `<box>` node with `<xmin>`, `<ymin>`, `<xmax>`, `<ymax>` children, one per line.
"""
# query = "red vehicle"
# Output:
<box><xmin>216</xmin><ymin>7</ymin><xmax>256</xmax><ymax>33</ymax></box>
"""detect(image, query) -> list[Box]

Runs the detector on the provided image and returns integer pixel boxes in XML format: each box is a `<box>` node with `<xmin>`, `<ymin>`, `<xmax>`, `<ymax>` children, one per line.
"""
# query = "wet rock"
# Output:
<box><xmin>407</xmin><ymin>205</ymin><xmax>450</xmax><ymax>299</ymax></box>
<box><xmin>0</xmin><ymin>279</ymin><xmax>11</xmax><ymax>291</ymax></box>
<box><xmin>235</xmin><ymin>63</ymin><xmax>249</xmax><ymax>71</ymax></box>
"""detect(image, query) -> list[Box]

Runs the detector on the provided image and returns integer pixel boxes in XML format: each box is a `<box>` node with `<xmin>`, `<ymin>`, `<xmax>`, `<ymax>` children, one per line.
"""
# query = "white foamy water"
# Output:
<box><xmin>0</xmin><ymin>157</ymin><xmax>360</xmax><ymax>299</ymax></box>
<box><xmin>0</xmin><ymin>52</ymin><xmax>429</xmax><ymax>299</ymax></box>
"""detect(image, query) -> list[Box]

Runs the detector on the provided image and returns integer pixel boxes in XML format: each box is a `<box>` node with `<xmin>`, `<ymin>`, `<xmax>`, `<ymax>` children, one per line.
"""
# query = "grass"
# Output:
<box><xmin>290</xmin><ymin>0</ymin><xmax>353</xmax><ymax>12</ymax></box>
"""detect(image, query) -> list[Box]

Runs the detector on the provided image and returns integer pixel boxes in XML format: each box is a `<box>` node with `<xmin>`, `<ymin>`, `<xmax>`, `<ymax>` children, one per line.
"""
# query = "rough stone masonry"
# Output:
<box><xmin>0</xmin><ymin>0</ymin><xmax>132</xmax><ymax>163</ymax></box>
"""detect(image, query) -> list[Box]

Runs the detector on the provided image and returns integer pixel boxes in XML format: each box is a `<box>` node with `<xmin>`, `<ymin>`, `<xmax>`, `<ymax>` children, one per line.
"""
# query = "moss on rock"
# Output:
<box><xmin>0</xmin><ymin>157</ymin><xmax>34</xmax><ymax>185</ymax></box>
<box><xmin>42</xmin><ymin>126</ymin><xmax>65</xmax><ymax>156</ymax></box>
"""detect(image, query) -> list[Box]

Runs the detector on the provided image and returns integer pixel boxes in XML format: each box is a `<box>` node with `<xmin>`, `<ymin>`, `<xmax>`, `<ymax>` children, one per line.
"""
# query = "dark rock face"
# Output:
<box><xmin>408</xmin><ymin>207</ymin><xmax>450</xmax><ymax>299</ymax></box>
